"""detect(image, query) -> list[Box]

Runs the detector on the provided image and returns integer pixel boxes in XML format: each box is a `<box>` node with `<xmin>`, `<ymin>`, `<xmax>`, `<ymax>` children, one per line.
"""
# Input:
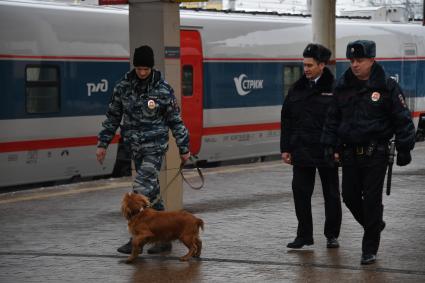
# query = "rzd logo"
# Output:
<box><xmin>87</xmin><ymin>79</ymin><xmax>108</xmax><ymax>96</ymax></box>
<box><xmin>233</xmin><ymin>74</ymin><xmax>264</xmax><ymax>96</ymax></box>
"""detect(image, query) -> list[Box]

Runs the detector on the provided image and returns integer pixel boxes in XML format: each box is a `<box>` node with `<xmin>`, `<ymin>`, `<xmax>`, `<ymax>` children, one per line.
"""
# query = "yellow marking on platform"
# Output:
<box><xmin>0</xmin><ymin>161</ymin><xmax>285</xmax><ymax>204</ymax></box>
<box><xmin>0</xmin><ymin>182</ymin><xmax>131</xmax><ymax>204</ymax></box>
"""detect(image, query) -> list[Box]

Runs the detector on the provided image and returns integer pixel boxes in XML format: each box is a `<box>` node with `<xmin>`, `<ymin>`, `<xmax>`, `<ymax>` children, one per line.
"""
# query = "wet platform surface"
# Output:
<box><xmin>1</xmin><ymin>143</ymin><xmax>425</xmax><ymax>282</ymax></box>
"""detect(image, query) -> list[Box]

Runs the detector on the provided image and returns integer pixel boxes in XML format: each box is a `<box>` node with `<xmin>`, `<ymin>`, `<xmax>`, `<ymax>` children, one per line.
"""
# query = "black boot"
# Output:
<box><xmin>117</xmin><ymin>238</ymin><xmax>133</xmax><ymax>254</ymax></box>
<box><xmin>287</xmin><ymin>237</ymin><xmax>314</xmax><ymax>249</ymax></box>
<box><xmin>326</xmin><ymin>237</ymin><xmax>340</xmax><ymax>248</ymax></box>
<box><xmin>147</xmin><ymin>242</ymin><xmax>172</xmax><ymax>254</ymax></box>
<box><xmin>361</xmin><ymin>254</ymin><xmax>376</xmax><ymax>265</ymax></box>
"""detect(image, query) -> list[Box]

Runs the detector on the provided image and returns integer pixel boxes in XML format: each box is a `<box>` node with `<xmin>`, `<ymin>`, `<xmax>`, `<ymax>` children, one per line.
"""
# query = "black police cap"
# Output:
<box><xmin>303</xmin><ymin>43</ymin><xmax>331</xmax><ymax>63</ymax></box>
<box><xmin>346</xmin><ymin>40</ymin><xmax>376</xmax><ymax>59</ymax></box>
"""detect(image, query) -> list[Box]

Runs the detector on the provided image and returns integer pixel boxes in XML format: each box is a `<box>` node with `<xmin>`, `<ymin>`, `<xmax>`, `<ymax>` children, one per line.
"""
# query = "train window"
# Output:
<box><xmin>182</xmin><ymin>65</ymin><xmax>193</xmax><ymax>96</ymax></box>
<box><xmin>25</xmin><ymin>66</ymin><xmax>60</xmax><ymax>113</ymax></box>
<box><xmin>283</xmin><ymin>65</ymin><xmax>302</xmax><ymax>98</ymax></box>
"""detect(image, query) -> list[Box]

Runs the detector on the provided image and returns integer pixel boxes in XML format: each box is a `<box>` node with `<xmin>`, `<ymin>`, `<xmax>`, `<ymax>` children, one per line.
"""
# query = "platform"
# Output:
<box><xmin>1</xmin><ymin>143</ymin><xmax>425</xmax><ymax>282</ymax></box>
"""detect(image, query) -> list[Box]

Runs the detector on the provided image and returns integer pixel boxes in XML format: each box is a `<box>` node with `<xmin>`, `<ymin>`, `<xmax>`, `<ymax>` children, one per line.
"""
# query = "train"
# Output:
<box><xmin>1</xmin><ymin>0</ymin><xmax>425</xmax><ymax>187</ymax></box>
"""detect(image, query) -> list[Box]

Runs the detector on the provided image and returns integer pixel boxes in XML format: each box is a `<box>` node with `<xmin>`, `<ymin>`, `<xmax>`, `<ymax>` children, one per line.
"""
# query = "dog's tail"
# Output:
<box><xmin>197</xmin><ymin>218</ymin><xmax>204</xmax><ymax>231</ymax></box>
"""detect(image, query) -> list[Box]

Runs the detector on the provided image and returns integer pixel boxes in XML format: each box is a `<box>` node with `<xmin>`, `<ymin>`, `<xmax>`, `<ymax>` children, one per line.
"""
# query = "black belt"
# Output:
<box><xmin>354</xmin><ymin>145</ymin><xmax>366</xmax><ymax>155</ymax></box>
<box><xmin>344</xmin><ymin>142</ymin><xmax>388</xmax><ymax>156</ymax></box>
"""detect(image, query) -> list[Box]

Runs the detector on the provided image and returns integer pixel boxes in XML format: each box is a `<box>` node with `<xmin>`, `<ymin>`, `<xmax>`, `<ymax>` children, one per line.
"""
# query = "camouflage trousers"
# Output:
<box><xmin>133</xmin><ymin>152</ymin><xmax>165</xmax><ymax>211</ymax></box>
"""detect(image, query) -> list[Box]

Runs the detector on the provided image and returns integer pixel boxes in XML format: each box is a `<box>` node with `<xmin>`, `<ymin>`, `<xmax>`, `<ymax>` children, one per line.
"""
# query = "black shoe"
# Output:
<box><xmin>326</xmin><ymin>237</ymin><xmax>339</xmax><ymax>248</ymax></box>
<box><xmin>147</xmin><ymin>242</ymin><xmax>172</xmax><ymax>254</ymax></box>
<box><xmin>380</xmin><ymin>221</ymin><xmax>386</xmax><ymax>232</ymax></box>
<box><xmin>287</xmin><ymin>237</ymin><xmax>314</xmax><ymax>249</ymax></box>
<box><xmin>361</xmin><ymin>254</ymin><xmax>376</xmax><ymax>265</ymax></box>
<box><xmin>117</xmin><ymin>238</ymin><xmax>133</xmax><ymax>254</ymax></box>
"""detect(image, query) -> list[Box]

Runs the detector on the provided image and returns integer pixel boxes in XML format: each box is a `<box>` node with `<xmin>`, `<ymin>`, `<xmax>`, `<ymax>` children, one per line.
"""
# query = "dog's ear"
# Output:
<box><xmin>121</xmin><ymin>199</ymin><xmax>130</xmax><ymax>220</ymax></box>
<box><xmin>121</xmin><ymin>193</ymin><xmax>138</xmax><ymax>220</ymax></box>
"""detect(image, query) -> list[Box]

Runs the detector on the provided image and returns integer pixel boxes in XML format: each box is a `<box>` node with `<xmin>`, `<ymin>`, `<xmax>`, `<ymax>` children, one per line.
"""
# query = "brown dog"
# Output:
<box><xmin>121</xmin><ymin>192</ymin><xmax>204</xmax><ymax>263</ymax></box>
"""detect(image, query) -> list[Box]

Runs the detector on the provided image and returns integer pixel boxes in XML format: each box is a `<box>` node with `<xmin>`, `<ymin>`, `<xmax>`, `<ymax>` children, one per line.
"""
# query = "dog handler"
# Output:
<box><xmin>321</xmin><ymin>40</ymin><xmax>415</xmax><ymax>264</ymax></box>
<box><xmin>96</xmin><ymin>45</ymin><xmax>190</xmax><ymax>254</ymax></box>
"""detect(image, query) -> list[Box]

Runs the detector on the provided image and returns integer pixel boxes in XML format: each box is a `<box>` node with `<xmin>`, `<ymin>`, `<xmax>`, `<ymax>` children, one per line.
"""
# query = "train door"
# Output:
<box><xmin>180</xmin><ymin>30</ymin><xmax>203</xmax><ymax>155</ymax></box>
<box><xmin>283</xmin><ymin>64</ymin><xmax>303</xmax><ymax>99</ymax></box>
<box><xmin>401</xmin><ymin>43</ymin><xmax>417</xmax><ymax>111</ymax></box>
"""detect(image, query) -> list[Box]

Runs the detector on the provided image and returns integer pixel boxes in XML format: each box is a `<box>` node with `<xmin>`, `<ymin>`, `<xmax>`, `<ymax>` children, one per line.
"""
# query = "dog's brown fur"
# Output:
<box><xmin>121</xmin><ymin>192</ymin><xmax>204</xmax><ymax>263</ymax></box>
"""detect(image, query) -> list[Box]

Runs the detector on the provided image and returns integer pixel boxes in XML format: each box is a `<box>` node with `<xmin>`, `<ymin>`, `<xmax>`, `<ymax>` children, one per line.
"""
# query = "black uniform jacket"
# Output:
<box><xmin>280</xmin><ymin>67</ymin><xmax>335</xmax><ymax>167</ymax></box>
<box><xmin>321</xmin><ymin>62</ymin><xmax>415</xmax><ymax>152</ymax></box>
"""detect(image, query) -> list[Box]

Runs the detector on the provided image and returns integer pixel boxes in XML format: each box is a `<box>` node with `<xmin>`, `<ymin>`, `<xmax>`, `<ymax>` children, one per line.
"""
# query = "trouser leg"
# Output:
<box><xmin>133</xmin><ymin>153</ymin><xmax>164</xmax><ymax>211</ymax></box>
<box><xmin>361</xmin><ymin>163</ymin><xmax>387</xmax><ymax>255</ymax></box>
<box><xmin>292</xmin><ymin>166</ymin><xmax>316</xmax><ymax>239</ymax></box>
<box><xmin>318</xmin><ymin>166</ymin><xmax>341</xmax><ymax>239</ymax></box>
<box><xmin>342</xmin><ymin>165</ymin><xmax>364</xmax><ymax>226</ymax></box>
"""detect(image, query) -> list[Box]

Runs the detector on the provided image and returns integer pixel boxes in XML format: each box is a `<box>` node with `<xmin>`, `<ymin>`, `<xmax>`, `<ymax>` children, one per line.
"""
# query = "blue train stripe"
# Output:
<box><xmin>2</xmin><ymin>58</ymin><xmax>424</xmax><ymax>119</ymax></box>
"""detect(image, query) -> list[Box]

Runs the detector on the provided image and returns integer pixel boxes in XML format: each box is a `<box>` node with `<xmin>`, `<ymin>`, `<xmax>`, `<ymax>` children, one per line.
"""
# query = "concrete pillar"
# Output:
<box><xmin>224</xmin><ymin>0</ymin><xmax>236</xmax><ymax>10</ymax></box>
<box><xmin>129</xmin><ymin>0</ymin><xmax>182</xmax><ymax>211</ymax></box>
<box><xmin>311</xmin><ymin>0</ymin><xmax>336</xmax><ymax>74</ymax></box>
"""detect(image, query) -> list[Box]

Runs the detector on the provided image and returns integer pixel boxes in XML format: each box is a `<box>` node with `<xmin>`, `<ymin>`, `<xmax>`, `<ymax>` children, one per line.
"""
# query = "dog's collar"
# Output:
<box><xmin>136</xmin><ymin>204</ymin><xmax>149</xmax><ymax>214</ymax></box>
<box><xmin>128</xmin><ymin>205</ymin><xmax>150</xmax><ymax>221</ymax></box>
<box><xmin>128</xmin><ymin>206</ymin><xmax>146</xmax><ymax>220</ymax></box>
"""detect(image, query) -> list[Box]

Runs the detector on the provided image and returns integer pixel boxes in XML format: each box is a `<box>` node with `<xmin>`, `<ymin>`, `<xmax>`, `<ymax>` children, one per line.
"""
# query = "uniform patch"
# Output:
<box><xmin>321</xmin><ymin>92</ymin><xmax>333</xmax><ymax>96</ymax></box>
<box><xmin>371</xmin><ymin>92</ymin><xmax>380</xmax><ymax>102</ymax></box>
<box><xmin>398</xmin><ymin>94</ymin><xmax>407</xmax><ymax>108</ymax></box>
<box><xmin>147</xmin><ymin>99</ymin><xmax>156</xmax><ymax>109</ymax></box>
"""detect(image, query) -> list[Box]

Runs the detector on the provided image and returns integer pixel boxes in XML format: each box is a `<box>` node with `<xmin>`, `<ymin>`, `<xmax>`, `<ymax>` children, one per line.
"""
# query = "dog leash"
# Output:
<box><xmin>150</xmin><ymin>155</ymin><xmax>204</xmax><ymax>207</ymax></box>
<box><xmin>181</xmin><ymin>155</ymin><xmax>204</xmax><ymax>190</ymax></box>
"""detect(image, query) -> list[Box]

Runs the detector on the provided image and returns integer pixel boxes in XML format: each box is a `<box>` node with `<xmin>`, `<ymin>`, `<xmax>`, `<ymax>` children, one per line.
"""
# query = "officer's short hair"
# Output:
<box><xmin>346</xmin><ymin>40</ymin><xmax>376</xmax><ymax>59</ymax></box>
<box><xmin>303</xmin><ymin>43</ymin><xmax>332</xmax><ymax>64</ymax></box>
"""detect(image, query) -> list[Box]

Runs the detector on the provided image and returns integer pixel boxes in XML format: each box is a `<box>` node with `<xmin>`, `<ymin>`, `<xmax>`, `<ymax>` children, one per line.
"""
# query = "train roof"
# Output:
<box><xmin>2</xmin><ymin>0</ymin><xmax>425</xmax><ymax>59</ymax></box>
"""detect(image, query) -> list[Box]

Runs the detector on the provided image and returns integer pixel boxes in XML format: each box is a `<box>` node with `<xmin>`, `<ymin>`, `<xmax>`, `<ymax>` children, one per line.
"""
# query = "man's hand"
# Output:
<box><xmin>96</xmin><ymin>147</ymin><xmax>107</xmax><ymax>164</ymax></box>
<box><xmin>334</xmin><ymin>152</ymin><xmax>340</xmax><ymax>163</ymax></box>
<box><xmin>282</xmin><ymin>152</ymin><xmax>292</xmax><ymax>164</ymax></box>
<box><xmin>180</xmin><ymin>152</ymin><xmax>191</xmax><ymax>164</ymax></box>
<box><xmin>396</xmin><ymin>151</ymin><xmax>411</xmax><ymax>166</ymax></box>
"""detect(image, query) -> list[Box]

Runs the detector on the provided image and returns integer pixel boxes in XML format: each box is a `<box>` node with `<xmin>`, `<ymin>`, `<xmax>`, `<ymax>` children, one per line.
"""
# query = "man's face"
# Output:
<box><xmin>135</xmin><ymin>66</ymin><xmax>152</xmax><ymax>80</ymax></box>
<box><xmin>349</xmin><ymin>58</ymin><xmax>374</xmax><ymax>80</ymax></box>
<box><xmin>303</xmin><ymin>57</ymin><xmax>324</xmax><ymax>80</ymax></box>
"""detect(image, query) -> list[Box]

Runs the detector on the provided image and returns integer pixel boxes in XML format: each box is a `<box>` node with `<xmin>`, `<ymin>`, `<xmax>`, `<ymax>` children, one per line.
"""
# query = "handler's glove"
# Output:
<box><xmin>396</xmin><ymin>151</ymin><xmax>411</xmax><ymax>166</ymax></box>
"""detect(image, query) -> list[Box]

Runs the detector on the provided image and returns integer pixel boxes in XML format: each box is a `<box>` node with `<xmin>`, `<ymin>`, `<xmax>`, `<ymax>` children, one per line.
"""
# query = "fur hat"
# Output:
<box><xmin>346</xmin><ymin>40</ymin><xmax>376</xmax><ymax>59</ymax></box>
<box><xmin>133</xmin><ymin>45</ymin><xmax>154</xmax><ymax>67</ymax></box>
<box><xmin>303</xmin><ymin>43</ymin><xmax>331</xmax><ymax>64</ymax></box>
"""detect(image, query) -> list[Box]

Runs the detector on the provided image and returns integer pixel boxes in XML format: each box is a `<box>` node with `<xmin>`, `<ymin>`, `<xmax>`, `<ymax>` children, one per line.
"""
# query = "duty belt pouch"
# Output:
<box><xmin>365</xmin><ymin>141</ymin><xmax>377</xmax><ymax>156</ymax></box>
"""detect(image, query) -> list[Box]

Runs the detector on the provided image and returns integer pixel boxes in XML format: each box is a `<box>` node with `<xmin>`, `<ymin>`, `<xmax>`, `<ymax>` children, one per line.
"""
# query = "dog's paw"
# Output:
<box><xmin>125</xmin><ymin>257</ymin><xmax>136</xmax><ymax>264</ymax></box>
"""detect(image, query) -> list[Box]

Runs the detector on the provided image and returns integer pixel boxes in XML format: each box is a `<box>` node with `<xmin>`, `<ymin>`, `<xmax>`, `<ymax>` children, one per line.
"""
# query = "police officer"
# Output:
<box><xmin>96</xmin><ymin>45</ymin><xmax>190</xmax><ymax>254</ymax></box>
<box><xmin>281</xmin><ymin>43</ymin><xmax>342</xmax><ymax>250</ymax></box>
<box><xmin>321</xmin><ymin>40</ymin><xmax>415</xmax><ymax>265</ymax></box>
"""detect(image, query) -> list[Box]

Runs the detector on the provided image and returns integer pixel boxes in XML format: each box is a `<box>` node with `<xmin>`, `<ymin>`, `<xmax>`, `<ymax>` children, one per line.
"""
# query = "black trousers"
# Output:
<box><xmin>292</xmin><ymin>165</ymin><xmax>341</xmax><ymax>240</ymax></box>
<box><xmin>341</xmin><ymin>148</ymin><xmax>387</xmax><ymax>255</ymax></box>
